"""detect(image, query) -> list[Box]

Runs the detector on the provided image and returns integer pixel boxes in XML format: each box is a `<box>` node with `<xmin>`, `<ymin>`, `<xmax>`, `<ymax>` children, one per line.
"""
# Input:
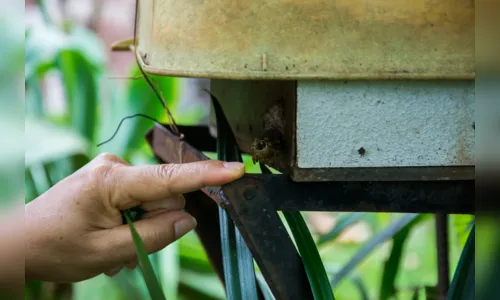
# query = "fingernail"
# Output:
<box><xmin>223</xmin><ymin>162</ymin><xmax>245</xmax><ymax>170</ymax></box>
<box><xmin>174</xmin><ymin>216</ymin><xmax>197</xmax><ymax>239</ymax></box>
<box><xmin>105</xmin><ymin>266</ymin><xmax>123</xmax><ymax>277</ymax></box>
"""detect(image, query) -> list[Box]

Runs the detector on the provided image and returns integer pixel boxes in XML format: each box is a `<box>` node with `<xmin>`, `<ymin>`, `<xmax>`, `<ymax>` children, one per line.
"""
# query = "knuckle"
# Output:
<box><xmin>90</xmin><ymin>163</ymin><xmax>114</xmax><ymax>181</ymax></box>
<box><xmin>157</xmin><ymin>164</ymin><xmax>180</xmax><ymax>182</ymax></box>
<box><xmin>97</xmin><ymin>152</ymin><xmax>118</xmax><ymax>162</ymax></box>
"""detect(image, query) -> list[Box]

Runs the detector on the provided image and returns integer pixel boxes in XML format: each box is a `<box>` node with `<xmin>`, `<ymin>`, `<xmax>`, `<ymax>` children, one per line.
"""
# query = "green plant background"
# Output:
<box><xmin>22</xmin><ymin>4</ymin><xmax>474</xmax><ymax>300</ymax></box>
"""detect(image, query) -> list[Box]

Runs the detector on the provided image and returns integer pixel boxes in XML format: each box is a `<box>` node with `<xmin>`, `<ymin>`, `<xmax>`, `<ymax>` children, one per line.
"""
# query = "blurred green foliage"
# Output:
<box><xmin>23</xmin><ymin>3</ymin><xmax>474</xmax><ymax>300</ymax></box>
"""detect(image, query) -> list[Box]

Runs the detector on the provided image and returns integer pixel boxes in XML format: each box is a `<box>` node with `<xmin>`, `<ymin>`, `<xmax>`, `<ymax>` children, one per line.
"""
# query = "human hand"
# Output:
<box><xmin>25</xmin><ymin>153</ymin><xmax>245</xmax><ymax>283</ymax></box>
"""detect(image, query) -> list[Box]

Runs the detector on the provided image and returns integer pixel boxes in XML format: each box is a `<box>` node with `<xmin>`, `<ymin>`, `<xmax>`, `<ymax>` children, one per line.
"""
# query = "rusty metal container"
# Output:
<box><xmin>134</xmin><ymin>0</ymin><xmax>475</xmax><ymax>182</ymax></box>
<box><xmin>136</xmin><ymin>0</ymin><xmax>474</xmax><ymax>80</ymax></box>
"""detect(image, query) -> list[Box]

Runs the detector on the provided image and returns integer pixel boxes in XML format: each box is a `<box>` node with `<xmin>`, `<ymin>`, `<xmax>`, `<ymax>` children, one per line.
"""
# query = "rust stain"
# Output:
<box><xmin>142</xmin><ymin>0</ymin><xmax>474</xmax><ymax>79</ymax></box>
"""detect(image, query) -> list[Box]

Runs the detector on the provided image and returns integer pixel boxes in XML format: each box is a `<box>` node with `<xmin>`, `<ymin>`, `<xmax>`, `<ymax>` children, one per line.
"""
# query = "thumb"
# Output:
<box><xmin>97</xmin><ymin>210</ymin><xmax>197</xmax><ymax>264</ymax></box>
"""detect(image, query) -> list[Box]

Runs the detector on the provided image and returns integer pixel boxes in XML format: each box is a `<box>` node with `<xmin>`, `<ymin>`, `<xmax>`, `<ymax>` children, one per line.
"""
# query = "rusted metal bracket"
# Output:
<box><xmin>146</xmin><ymin>123</ymin><xmax>314</xmax><ymax>300</ymax></box>
<box><xmin>146</xmin><ymin>123</ymin><xmax>474</xmax><ymax>300</ymax></box>
<box><xmin>233</xmin><ymin>175</ymin><xmax>474</xmax><ymax>214</ymax></box>
<box><xmin>148</xmin><ymin>123</ymin><xmax>474</xmax><ymax>215</ymax></box>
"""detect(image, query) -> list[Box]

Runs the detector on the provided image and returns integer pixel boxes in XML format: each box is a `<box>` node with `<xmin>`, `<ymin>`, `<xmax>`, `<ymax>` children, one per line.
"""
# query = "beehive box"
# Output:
<box><xmin>135</xmin><ymin>0</ymin><xmax>475</xmax><ymax>181</ymax></box>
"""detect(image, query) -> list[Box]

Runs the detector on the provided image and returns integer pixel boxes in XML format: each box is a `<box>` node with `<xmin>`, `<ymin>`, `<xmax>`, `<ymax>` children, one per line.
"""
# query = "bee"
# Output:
<box><xmin>250</xmin><ymin>100</ymin><xmax>285</xmax><ymax>165</ymax></box>
<box><xmin>250</xmin><ymin>137</ymin><xmax>280</xmax><ymax>165</ymax></box>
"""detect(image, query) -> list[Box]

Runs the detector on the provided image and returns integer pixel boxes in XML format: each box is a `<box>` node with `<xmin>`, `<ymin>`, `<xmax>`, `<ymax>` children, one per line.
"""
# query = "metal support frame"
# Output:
<box><xmin>435</xmin><ymin>213</ymin><xmax>450</xmax><ymax>300</ymax></box>
<box><xmin>146</xmin><ymin>124</ymin><xmax>313</xmax><ymax>300</ymax></box>
<box><xmin>146</xmin><ymin>123</ymin><xmax>474</xmax><ymax>300</ymax></box>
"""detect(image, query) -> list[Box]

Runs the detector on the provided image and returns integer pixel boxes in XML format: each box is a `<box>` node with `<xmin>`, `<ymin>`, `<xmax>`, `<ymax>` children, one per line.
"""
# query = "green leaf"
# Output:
<box><xmin>349</xmin><ymin>275</ymin><xmax>370</xmax><ymax>300</ymax></box>
<box><xmin>66</xmin><ymin>25</ymin><xmax>107</xmax><ymax>67</ymax></box>
<box><xmin>325</xmin><ymin>266</ymin><xmax>369</xmax><ymax>300</ymax></box>
<box><xmin>331</xmin><ymin>214</ymin><xmax>428</xmax><ymax>288</ymax></box>
<box><xmin>74</xmin><ymin>274</ymin><xmax>134</xmax><ymax>300</ymax></box>
<box><xmin>24</xmin><ymin>280</ymin><xmax>43</xmax><ymax>300</ymax></box>
<box><xmin>411</xmin><ymin>287</ymin><xmax>422</xmax><ymax>300</ymax></box>
<box><xmin>25</xmin><ymin>118</ymin><xmax>89</xmax><ymax>168</ymax></box>
<box><xmin>446</xmin><ymin>224</ymin><xmax>474</xmax><ymax>300</ymax></box>
<box><xmin>25</xmin><ymin>76</ymin><xmax>45</xmax><ymax>117</ymax></box>
<box><xmin>35</xmin><ymin>0</ymin><xmax>52</xmax><ymax>24</ymax></box>
<box><xmin>57</xmin><ymin>49</ymin><xmax>99</xmax><ymax>143</ymax></box>
<box><xmin>424</xmin><ymin>285</ymin><xmax>438</xmax><ymax>300</ymax></box>
<box><xmin>178</xmin><ymin>231</ymin><xmax>215</xmax><ymax>274</ymax></box>
<box><xmin>218</xmin><ymin>207</ymin><xmax>243</xmax><ymax>299</ymax></box>
<box><xmin>158</xmin><ymin>241</ymin><xmax>180</xmax><ymax>300</ymax></box>
<box><xmin>317</xmin><ymin>213</ymin><xmax>368</xmax><ymax>246</ymax></box>
<box><xmin>25</xmin><ymin>169</ymin><xmax>38</xmax><ymax>204</ymax></box>
<box><xmin>29</xmin><ymin>164</ymin><xmax>53</xmax><ymax>196</ymax></box>
<box><xmin>25</xmin><ymin>23</ymin><xmax>65</xmax><ymax>80</ymax></box>
<box><xmin>124</xmin><ymin>212</ymin><xmax>167</xmax><ymax>300</ymax></box>
<box><xmin>255</xmin><ymin>272</ymin><xmax>276</xmax><ymax>300</ymax></box>
<box><xmin>179</xmin><ymin>270</ymin><xmax>226</xmax><ymax>300</ymax></box>
<box><xmin>261</xmin><ymin>163</ymin><xmax>334</xmax><ymax>300</ymax></box>
<box><xmin>451</xmin><ymin>215</ymin><xmax>474</xmax><ymax>248</ymax></box>
<box><xmin>211</xmin><ymin>92</ymin><xmax>258</xmax><ymax>300</ymax></box>
<box><xmin>284</xmin><ymin>212</ymin><xmax>336</xmax><ymax>300</ymax></box>
<box><xmin>379</xmin><ymin>215</ymin><xmax>426</xmax><ymax>300</ymax></box>
<box><xmin>25</xmin><ymin>23</ymin><xmax>106</xmax><ymax>81</ymax></box>
<box><xmin>111</xmin><ymin>268</ymin><xmax>149</xmax><ymax>300</ymax></box>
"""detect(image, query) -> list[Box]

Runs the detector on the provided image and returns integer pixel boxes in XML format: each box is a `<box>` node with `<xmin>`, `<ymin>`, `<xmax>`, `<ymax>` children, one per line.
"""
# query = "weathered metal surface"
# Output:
<box><xmin>209</xmin><ymin>80</ymin><xmax>296</xmax><ymax>173</ymax></box>
<box><xmin>294</xmin><ymin>80</ymin><xmax>475</xmax><ymax>181</ymax></box>
<box><xmin>237</xmin><ymin>175</ymin><xmax>474</xmax><ymax>214</ymax></box>
<box><xmin>147</xmin><ymin>124</ymin><xmax>313</xmax><ymax>300</ymax></box>
<box><xmin>136</xmin><ymin>0</ymin><xmax>474</xmax><ymax>80</ymax></box>
<box><xmin>148</xmin><ymin>123</ymin><xmax>474</xmax><ymax>213</ymax></box>
<box><xmin>183</xmin><ymin>191</ymin><xmax>226</xmax><ymax>284</ymax></box>
<box><xmin>435</xmin><ymin>213</ymin><xmax>450</xmax><ymax>300</ymax></box>
<box><xmin>291</xmin><ymin>166</ymin><xmax>475</xmax><ymax>182</ymax></box>
<box><xmin>145</xmin><ymin>128</ymin><xmax>226</xmax><ymax>283</ymax></box>
<box><xmin>221</xmin><ymin>183</ymin><xmax>314</xmax><ymax>300</ymax></box>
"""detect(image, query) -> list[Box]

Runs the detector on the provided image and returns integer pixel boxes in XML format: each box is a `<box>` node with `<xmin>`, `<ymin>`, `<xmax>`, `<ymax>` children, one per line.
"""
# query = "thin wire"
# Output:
<box><xmin>97</xmin><ymin>1</ymin><xmax>182</xmax><ymax>149</ymax></box>
<box><xmin>96</xmin><ymin>113</ymin><xmax>161</xmax><ymax>147</ymax></box>
<box><xmin>131</xmin><ymin>0</ymin><xmax>180</xmax><ymax>136</ymax></box>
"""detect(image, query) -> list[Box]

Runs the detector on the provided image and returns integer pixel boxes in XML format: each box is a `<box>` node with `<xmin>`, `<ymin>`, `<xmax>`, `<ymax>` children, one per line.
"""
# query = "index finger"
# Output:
<box><xmin>112</xmin><ymin>160</ymin><xmax>245</xmax><ymax>210</ymax></box>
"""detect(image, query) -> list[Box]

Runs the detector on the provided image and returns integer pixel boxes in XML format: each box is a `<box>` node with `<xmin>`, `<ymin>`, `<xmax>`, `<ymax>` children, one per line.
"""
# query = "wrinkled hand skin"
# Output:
<box><xmin>25</xmin><ymin>153</ymin><xmax>245</xmax><ymax>283</ymax></box>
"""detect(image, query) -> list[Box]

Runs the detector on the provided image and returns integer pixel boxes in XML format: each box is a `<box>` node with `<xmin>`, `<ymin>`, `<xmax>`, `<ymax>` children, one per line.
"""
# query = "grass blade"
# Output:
<box><xmin>29</xmin><ymin>164</ymin><xmax>53</xmax><ymax>196</ymax></box>
<box><xmin>25</xmin><ymin>169</ymin><xmax>38</xmax><ymax>204</ymax></box>
<box><xmin>350</xmin><ymin>275</ymin><xmax>370</xmax><ymax>300</ymax></box>
<box><xmin>326</xmin><ymin>266</ymin><xmax>370</xmax><ymax>300</ymax></box>
<box><xmin>255</xmin><ymin>272</ymin><xmax>276</xmax><ymax>300</ymax></box>
<box><xmin>58</xmin><ymin>50</ymin><xmax>98</xmax><ymax>143</ymax></box>
<box><xmin>210</xmin><ymin>92</ymin><xmax>258</xmax><ymax>300</ymax></box>
<box><xmin>379</xmin><ymin>215</ymin><xmax>425</xmax><ymax>300</ymax></box>
<box><xmin>284</xmin><ymin>212</ymin><xmax>336</xmax><ymax>300</ymax></box>
<box><xmin>124</xmin><ymin>212</ymin><xmax>166</xmax><ymax>300</ymax></box>
<box><xmin>317</xmin><ymin>213</ymin><xmax>367</xmax><ymax>246</ymax></box>
<box><xmin>158</xmin><ymin>242</ymin><xmax>180</xmax><ymax>300</ymax></box>
<box><xmin>235</xmin><ymin>228</ymin><xmax>258</xmax><ymax>299</ymax></box>
<box><xmin>219</xmin><ymin>206</ymin><xmax>244</xmax><ymax>299</ymax></box>
<box><xmin>411</xmin><ymin>288</ymin><xmax>421</xmax><ymax>300</ymax></box>
<box><xmin>178</xmin><ymin>270</ymin><xmax>226</xmax><ymax>300</ymax></box>
<box><xmin>25</xmin><ymin>76</ymin><xmax>44</xmax><ymax>117</ymax></box>
<box><xmin>260</xmin><ymin>163</ymin><xmax>335</xmax><ymax>300</ymax></box>
<box><xmin>331</xmin><ymin>213</ymin><xmax>427</xmax><ymax>288</ymax></box>
<box><xmin>446</xmin><ymin>224</ymin><xmax>474</xmax><ymax>300</ymax></box>
<box><xmin>451</xmin><ymin>215</ymin><xmax>474</xmax><ymax>248</ymax></box>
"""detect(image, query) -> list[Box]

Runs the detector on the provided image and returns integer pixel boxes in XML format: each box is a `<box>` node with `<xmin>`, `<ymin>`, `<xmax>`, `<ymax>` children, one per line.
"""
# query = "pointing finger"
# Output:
<box><xmin>111</xmin><ymin>160</ymin><xmax>244</xmax><ymax>210</ymax></box>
